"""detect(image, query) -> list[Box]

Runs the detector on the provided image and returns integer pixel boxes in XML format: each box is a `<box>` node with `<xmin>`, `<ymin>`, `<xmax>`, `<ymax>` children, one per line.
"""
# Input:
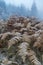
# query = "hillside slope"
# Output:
<box><xmin>0</xmin><ymin>16</ymin><xmax>43</xmax><ymax>65</ymax></box>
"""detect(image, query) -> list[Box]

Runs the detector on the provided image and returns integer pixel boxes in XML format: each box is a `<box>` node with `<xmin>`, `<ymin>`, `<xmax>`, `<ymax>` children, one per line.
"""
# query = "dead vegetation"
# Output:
<box><xmin>0</xmin><ymin>16</ymin><xmax>43</xmax><ymax>65</ymax></box>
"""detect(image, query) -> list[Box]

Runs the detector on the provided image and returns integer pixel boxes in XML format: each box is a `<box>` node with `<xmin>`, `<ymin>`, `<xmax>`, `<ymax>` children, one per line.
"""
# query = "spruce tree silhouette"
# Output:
<box><xmin>30</xmin><ymin>0</ymin><xmax>38</xmax><ymax>17</ymax></box>
<box><xmin>0</xmin><ymin>0</ymin><xmax>6</xmax><ymax>15</ymax></box>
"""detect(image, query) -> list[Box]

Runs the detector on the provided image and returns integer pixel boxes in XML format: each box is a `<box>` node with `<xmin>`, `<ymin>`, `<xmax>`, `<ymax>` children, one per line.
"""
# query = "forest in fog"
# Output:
<box><xmin>0</xmin><ymin>0</ymin><xmax>43</xmax><ymax>20</ymax></box>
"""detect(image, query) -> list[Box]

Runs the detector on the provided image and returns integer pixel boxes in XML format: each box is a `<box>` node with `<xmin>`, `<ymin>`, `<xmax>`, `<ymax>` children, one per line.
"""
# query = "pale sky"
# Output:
<box><xmin>4</xmin><ymin>0</ymin><xmax>43</xmax><ymax>10</ymax></box>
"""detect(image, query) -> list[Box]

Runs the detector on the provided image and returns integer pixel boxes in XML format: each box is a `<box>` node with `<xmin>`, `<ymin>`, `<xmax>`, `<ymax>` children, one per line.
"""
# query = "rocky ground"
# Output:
<box><xmin>0</xmin><ymin>16</ymin><xmax>43</xmax><ymax>65</ymax></box>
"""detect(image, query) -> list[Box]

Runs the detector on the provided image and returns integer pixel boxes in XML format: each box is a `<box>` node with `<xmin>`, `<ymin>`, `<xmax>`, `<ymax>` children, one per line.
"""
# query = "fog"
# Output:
<box><xmin>4</xmin><ymin>0</ymin><xmax>43</xmax><ymax>11</ymax></box>
<box><xmin>0</xmin><ymin>0</ymin><xmax>43</xmax><ymax>20</ymax></box>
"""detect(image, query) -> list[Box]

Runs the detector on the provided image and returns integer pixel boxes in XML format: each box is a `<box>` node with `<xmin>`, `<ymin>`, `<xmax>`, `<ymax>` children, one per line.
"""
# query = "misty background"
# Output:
<box><xmin>0</xmin><ymin>0</ymin><xmax>43</xmax><ymax>20</ymax></box>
